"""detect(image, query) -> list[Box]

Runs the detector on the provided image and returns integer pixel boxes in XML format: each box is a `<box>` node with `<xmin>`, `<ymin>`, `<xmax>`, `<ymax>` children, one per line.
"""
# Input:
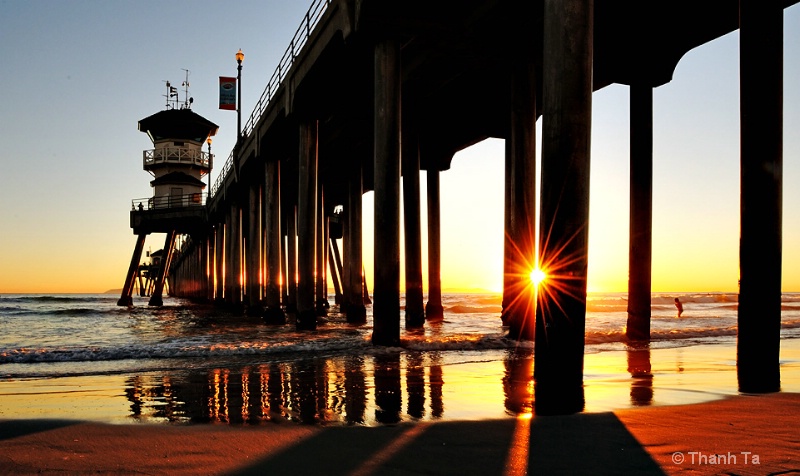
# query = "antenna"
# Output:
<box><xmin>181</xmin><ymin>69</ymin><xmax>191</xmax><ymax>109</ymax></box>
<box><xmin>162</xmin><ymin>80</ymin><xmax>180</xmax><ymax>110</ymax></box>
<box><xmin>163</xmin><ymin>80</ymin><xmax>170</xmax><ymax>109</ymax></box>
<box><xmin>162</xmin><ymin>70</ymin><xmax>192</xmax><ymax>110</ymax></box>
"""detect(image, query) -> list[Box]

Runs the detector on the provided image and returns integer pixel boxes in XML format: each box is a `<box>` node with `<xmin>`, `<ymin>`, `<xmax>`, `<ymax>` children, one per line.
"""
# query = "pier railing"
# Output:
<box><xmin>144</xmin><ymin>147</ymin><xmax>211</xmax><ymax>172</ymax></box>
<box><xmin>210</xmin><ymin>0</ymin><xmax>332</xmax><ymax>199</ymax></box>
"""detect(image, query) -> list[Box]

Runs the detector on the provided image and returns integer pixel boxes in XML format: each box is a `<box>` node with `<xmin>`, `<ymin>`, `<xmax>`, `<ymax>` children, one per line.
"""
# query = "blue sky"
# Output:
<box><xmin>0</xmin><ymin>1</ymin><xmax>798</xmax><ymax>293</ymax></box>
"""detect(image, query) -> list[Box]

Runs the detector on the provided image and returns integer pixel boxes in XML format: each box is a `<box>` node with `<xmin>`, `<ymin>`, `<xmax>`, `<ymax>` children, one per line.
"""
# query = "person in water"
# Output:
<box><xmin>674</xmin><ymin>297</ymin><xmax>684</xmax><ymax>317</ymax></box>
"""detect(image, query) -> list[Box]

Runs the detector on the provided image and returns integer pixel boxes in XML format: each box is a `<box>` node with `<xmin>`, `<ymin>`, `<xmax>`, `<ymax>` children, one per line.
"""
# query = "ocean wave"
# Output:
<box><xmin>0</xmin><ymin>307</ymin><xmax>127</xmax><ymax>318</ymax></box>
<box><xmin>651</xmin><ymin>294</ymin><xmax>739</xmax><ymax>305</ymax></box>
<box><xmin>0</xmin><ymin>335</ymin><xmax>374</xmax><ymax>365</ymax></box>
<box><xmin>445</xmin><ymin>305</ymin><xmax>502</xmax><ymax>314</ymax></box>
<box><xmin>0</xmin><ymin>295</ymin><xmax>112</xmax><ymax>304</ymax></box>
<box><xmin>586</xmin><ymin>303</ymin><xmax>628</xmax><ymax>312</ymax></box>
<box><xmin>7</xmin><ymin>320</ymin><xmax>797</xmax><ymax>367</ymax></box>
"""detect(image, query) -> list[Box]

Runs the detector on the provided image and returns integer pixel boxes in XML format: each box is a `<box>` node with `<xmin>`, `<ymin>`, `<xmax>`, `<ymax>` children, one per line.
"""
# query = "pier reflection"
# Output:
<box><xmin>626</xmin><ymin>345</ymin><xmax>654</xmax><ymax>406</ymax></box>
<box><xmin>502</xmin><ymin>347</ymin><xmax>587</xmax><ymax>416</ymax></box>
<box><xmin>503</xmin><ymin>348</ymin><xmax>534</xmax><ymax>415</ymax></box>
<box><xmin>123</xmin><ymin>353</ymin><xmax>446</xmax><ymax>425</ymax></box>
<box><xmin>374</xmin><ymin>353</ymin><xmax>402</xmax><ymax>423</ymax></box>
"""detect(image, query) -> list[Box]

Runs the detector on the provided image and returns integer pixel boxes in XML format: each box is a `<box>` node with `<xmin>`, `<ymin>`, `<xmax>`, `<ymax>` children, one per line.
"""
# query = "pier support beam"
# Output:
<box><xmin>264</xmin><ymin>158</ymin><xmax>286</xmax><ymax>324</ymax></box>
<box><xmin>118</xmin><ymin>233</ymin><xmax>147</xmax><ymax>306</ymax></box>
<box><xmin>247</xmin><ymin>183</ymin><xmax>263</xmax><ymax>315</ymax></box>
<box><xmin>332</xmin><ymin>237</ymin><xmax>345</xmax><ymax>304</ymax></box>
<box><xmin>501</xmin><ymin>140</ymin><xmax>513</xmax><ymax>325</ymax></box>
<box><xmin>535</xmin><ymin>0</ymin><xmax>593</xmax><ymax>414</ymax></box>
<box><xmin>229</xmin><ymin>204</ymin><xmax>242</xmax><ymax>311</ymax></box>
<box><xmin>149</xmin><ymin>230</ymin><xmax>177</xmax><ymax>306</ymax></box>
<box><xmin>346</xmin><ymin>167</ymin><xmax>366</xmax><ymax>322</ymax></box>
<box><xmin>297</xmin><ymin>119</ymin><xmax>319</xmax><ymax>330</ymax></box>
<box><xmin>224</xmin><ymin>211</ymin><xmax>233</xmax><ymax>305</ymax></box>
<box><xmin>215</xmin><ymin>224</ymin><xmax>224</xmax><ymax>302</ymax></box>
<box><xmin>281</xmin><ymin>221</ymin><xmax>289</xmax><ymax>306</ymax></box>
<box><xmin>402</xmin><ymin>123</ymin><xmax>425</xmax><ymax>328</ymax></box>
<box><xmin>206</xmin><ymin>236</ymin><xmax>215</xmax><ymax>301</ymax></box>
<box><xmin>425</xmin><ymin>169</ymin><xmax>444</xmax><ymax>321</ymax></box>
<box><xmin>504</xmin><ymin>43</ymin><xmax>538</xmax><ymax>341</ymax></box>
<box><xmin>328</xmin><ymin>239</ymin><xmax>343</xmax><ymax>305</ymax></box>
<box><xmin>286</xmin><ymin>204</ymin><xmax>298</xmax><ymax>313</ymax></box>
<box><xmin>738</xmin><ymin>0</ymin><xmax>783</xmax><ymax>393</ymax></box>
<box><xmin>373</xmin><ymin>38</ymin><xmax>402</xmax><ymax>345</ymax></box>
<box><xmin>626</xmin><ymin>84</ymin><xmax>653</xmax><ymax>341</ymax></box>
<box><xmin>315</xmin><ymin>188</ymin><xmax>328</xmax><ymax>315</ymax></box>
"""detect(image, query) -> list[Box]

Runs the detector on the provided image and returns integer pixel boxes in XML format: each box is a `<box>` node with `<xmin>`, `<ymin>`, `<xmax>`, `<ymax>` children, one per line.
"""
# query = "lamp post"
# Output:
<box><xmin>206</xmin><ymin>137</ymin><xmax>213</xmax><ymax>171</ymax></box>
<box><xmin>236</xmin><ymin>48</ymin><xmax>244</xmax><ymax>141</ymax></box>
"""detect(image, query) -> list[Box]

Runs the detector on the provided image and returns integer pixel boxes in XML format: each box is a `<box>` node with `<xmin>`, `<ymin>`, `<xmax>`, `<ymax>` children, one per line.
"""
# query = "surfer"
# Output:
<box><xmin>674</xmin><ymin>297</ymin><xmax>684</xmax><ymax>317</ymax></box>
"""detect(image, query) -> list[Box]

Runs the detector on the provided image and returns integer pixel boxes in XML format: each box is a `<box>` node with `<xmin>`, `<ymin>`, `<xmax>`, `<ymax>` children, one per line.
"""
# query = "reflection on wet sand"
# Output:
<box><xmin>124</xmin><ymin>347</ymin><xmax>657</xmax><ymax>424</ymax></box>
<box><xmin>503</xmin><ymin>348</ymin><xmax>534</xmax><ymax>415</ymax></box>
<box><xmin>374</xmin><ymin>353</ymin><xmax>402</xmax><ymax>423</ymax></box>
<box><xmin>627</xmin><ymin>345</ymin><xmax>654</xmax><ymax>406</ymax></box>
<box><xmin>124</xmin><ymin>353</ymin><xmax>446</xmax><ymax>425</ymax></box>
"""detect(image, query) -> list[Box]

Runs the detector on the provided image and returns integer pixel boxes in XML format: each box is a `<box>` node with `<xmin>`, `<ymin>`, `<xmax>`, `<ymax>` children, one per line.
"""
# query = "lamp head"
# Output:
<box><xmin>236</xmin><ymin>49</ymin><xmax>244</xmax><ymax>65</ymax></box>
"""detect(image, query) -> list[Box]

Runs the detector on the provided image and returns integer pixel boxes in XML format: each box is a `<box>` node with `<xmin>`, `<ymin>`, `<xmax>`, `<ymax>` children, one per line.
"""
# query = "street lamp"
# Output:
<box><xmin>236</xmin><ymin>48</ymin><xmax>244</xmax><ymax>140</ymax></box>
<box><xmin>206</xmin><ymin>137</ymin><xmax>213</xmax><ymax>192</ymax></box>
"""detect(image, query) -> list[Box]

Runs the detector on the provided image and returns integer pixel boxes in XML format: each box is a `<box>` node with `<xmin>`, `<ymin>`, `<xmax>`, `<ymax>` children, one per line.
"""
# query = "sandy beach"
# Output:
<box><xmin>1</xmin><ymin>338</ymin><xmax>798</xmax><ymax>475</ymax></box>
<box><xmin>1</xmin><ymin>394</ymin><xmax>798</xmax><ymax>475</ymax></box>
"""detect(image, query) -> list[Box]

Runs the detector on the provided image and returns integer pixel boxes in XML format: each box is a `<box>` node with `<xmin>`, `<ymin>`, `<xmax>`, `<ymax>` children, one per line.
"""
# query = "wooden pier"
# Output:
<box><xmin>121</xmin><ymin>0</ymin><xmax>797</xmax><ymax>409</ymax></box>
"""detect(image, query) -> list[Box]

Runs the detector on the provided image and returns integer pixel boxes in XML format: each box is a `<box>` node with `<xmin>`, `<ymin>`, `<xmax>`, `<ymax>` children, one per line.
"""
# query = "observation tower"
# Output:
<box><xmin>118</xmin><ymin>77</ymin><xmax>218</xmax><ymax>306</ymax></box>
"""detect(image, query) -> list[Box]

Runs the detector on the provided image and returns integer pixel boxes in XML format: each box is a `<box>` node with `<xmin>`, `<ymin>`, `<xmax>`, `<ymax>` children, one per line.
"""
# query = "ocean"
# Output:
<box><xmin>2</xmin><ymin>292</ymin><xmax>799</xmax><ymax>425</ymax></box>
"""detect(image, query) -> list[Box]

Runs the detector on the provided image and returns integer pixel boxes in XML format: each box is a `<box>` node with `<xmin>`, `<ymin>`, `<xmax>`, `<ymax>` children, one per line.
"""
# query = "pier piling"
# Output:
<box><xmin>534</xmin><ymin>0</ymin><xmax>593</xmax><ymax>414</ymax></box>
<box><xmin>372</xmin><ymin>38</ymin><xmax>402</xmax><ymax>345</ymax></box>
<box><xmin>626</xmin><ymin>84</ymin><xmax>654</xmax><ymax>342</ymax></box>
<box><xmin>737</xmin><ymin>0</ymin><xmax>783</xmax><ymax>393</ymax></box>
<box><xmin>425</xmin><ymin>169</ymin><xmax>444</xmax><ymax>321</ymax></box>
<box><xmin>402</xmin><ymin>118</ymin><xmax>425</xmax><ymax>328</ymax></box>
<box><xmin>297</xmin><ymin>119</ymin><xmax>319</xmax><ymax>330</ymax></box>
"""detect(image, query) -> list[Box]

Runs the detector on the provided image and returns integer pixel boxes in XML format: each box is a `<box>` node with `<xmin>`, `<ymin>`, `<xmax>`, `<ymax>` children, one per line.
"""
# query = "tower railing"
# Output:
<box><xmin>144</xmin><ymin>147</ymin><xmax>211</xmax><ymax>171</ymax></box>
<box><xmin>210</xmin><ymin>0</ymin><xmax>332</xmax><ymax>199</ymax></box>
<box><xmin>131</xmin><ymin>193</ymin><xmax>208</xmax><ymax>211</ymax></box>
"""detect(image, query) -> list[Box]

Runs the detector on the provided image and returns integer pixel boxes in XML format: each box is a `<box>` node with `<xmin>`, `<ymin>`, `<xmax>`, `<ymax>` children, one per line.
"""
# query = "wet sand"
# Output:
<box><xmin>1</xmin><ymin>339</ymin><xmax>799</xmax><ymax>474</ymax></box>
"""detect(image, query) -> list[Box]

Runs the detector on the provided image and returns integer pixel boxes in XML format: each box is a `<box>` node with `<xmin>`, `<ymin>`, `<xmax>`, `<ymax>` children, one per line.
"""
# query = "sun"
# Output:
<box><xmin>529</xmin><ymin>268</ymin><xmax>547</xmax><ymax>286</ymax></box>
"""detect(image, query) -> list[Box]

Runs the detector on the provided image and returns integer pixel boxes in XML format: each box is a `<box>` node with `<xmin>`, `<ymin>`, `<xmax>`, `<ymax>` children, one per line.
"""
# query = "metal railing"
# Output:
<box><xmin>210</xmin><ymin>0</ymin><xmax>332</xmax><ymax>199</ymax></box>
<box><xmin>144</xmin><ymin>147</ymin><xmax>212</xmax><ymax>170</ymax></box>
<box><xmin>131</xmin><ymin>193</ymin><xmax>208</xmax><ymax>211</ymax></box>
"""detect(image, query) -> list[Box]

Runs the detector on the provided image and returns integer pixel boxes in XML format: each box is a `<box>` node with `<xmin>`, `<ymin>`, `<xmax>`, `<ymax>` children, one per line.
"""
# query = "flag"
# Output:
<box><xmin>219</xmin><ymin>76</ymin><xmax>236</xmax><ymax>110</ymax></box>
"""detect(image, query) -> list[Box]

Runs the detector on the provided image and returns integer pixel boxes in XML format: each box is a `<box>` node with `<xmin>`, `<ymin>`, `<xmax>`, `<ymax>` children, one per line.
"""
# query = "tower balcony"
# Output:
<box><xmin>129</xmin><ymin>194</ymin><xmax>208</xmax><ymax>235</ymax></box>
<box><xmin>143</xmin><ymin>147</ymin><xmax>212</xmax><ymax>174</ymax></box>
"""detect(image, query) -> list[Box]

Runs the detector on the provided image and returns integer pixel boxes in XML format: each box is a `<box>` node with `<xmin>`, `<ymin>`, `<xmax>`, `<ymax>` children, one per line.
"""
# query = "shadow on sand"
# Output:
<box><xmin>227</xmin><ymin>413</ymin><xmax>664</xmax><ymax>475</ymax></box>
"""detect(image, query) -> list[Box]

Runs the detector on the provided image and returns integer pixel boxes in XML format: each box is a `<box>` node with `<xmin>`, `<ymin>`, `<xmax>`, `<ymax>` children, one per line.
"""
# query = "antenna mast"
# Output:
<box><xmin>181</xmin><ymin>69</ymin><xmax>192</xmax><ymax>109</ymax></box>
<box><xmin>162</xmin><ymin>70</ymin><xmax>193</xmax><ymax>110</ymax></box>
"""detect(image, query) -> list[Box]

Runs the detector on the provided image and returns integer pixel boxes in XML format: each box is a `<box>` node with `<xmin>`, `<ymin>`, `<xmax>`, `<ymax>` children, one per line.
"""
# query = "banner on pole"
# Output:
<box><xmin>219</xmin><ymin>76</ymin><xmax>236</xmax><ymax>110</ymax></box>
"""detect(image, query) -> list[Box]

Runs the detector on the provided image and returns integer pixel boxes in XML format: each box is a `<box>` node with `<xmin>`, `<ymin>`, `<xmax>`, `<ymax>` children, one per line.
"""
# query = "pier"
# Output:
<box><xmin>120</xmin><ymin>0</ymin><xmax>797</xmax><ymax>408</ymax></box>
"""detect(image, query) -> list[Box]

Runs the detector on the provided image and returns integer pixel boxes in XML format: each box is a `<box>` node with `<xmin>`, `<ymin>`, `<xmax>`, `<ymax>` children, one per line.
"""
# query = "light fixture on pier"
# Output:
<box><xmin>206</xmin><ymin>137</ymin><xmax>213</xmax><ymax>177</ymax></box>
<box><xmin>236</xmin><ymin>48</ymin><xmax>244</xmax><ymax>140</ymax></box>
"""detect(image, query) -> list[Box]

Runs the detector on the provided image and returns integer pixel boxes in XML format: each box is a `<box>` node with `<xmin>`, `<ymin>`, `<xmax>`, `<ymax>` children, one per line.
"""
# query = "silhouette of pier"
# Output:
<box><xmin>120</xmin><ymin>0</ymin><xmax>797</xmax><ymax>410</ymax></box>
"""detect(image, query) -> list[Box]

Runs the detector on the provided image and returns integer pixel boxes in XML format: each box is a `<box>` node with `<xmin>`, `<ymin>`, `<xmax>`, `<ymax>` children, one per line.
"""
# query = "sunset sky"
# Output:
<box><xmin>1</xmin><ymin>1</ymin><xmax>798</xmax><ymax>294</ymax></box>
